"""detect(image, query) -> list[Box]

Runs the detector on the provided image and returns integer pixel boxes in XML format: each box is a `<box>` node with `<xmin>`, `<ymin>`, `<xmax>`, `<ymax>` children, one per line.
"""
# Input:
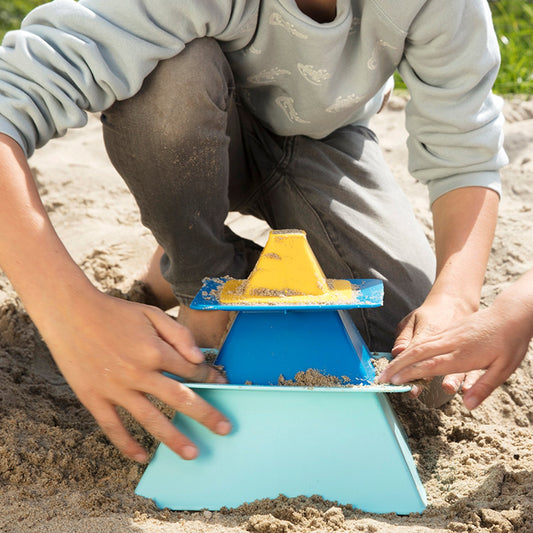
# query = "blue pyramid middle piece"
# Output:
<box><xmin>215</xmin><ymin>308</ymin><xmax>376</xmax><ymax>386</ymax></box>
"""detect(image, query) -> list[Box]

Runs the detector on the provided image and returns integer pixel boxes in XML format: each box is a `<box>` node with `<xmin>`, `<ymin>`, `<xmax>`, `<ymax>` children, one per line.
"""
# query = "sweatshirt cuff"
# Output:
<box><xmin>427</xmin><ymin>171</ymin><xmax>502</xmax><ymax>206</ymax></box>
<box><xmin>0</xmin><ymin>116</ymin><xmax>31</xmax><ymax>158</ymax></box>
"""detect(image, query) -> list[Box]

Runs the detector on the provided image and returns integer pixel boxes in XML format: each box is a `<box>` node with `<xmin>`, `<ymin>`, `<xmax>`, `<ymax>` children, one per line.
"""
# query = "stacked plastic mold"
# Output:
<box><xmin>135</xmin><ymin>230</ymin><xmax>427</xmax><ymax>514</ymax></box>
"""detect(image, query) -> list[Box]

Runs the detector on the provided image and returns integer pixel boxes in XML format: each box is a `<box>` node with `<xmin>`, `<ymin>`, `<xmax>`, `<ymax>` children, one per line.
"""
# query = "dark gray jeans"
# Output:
<box><xmin>101</xmin><ymin>38</ymin><xmax>436</xmax><ymax>354</ymax></box>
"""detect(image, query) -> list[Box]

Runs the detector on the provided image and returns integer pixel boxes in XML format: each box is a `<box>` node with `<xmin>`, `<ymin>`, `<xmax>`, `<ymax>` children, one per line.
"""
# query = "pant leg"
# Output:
<box><xmin>236</xmin><ymin>118</ymin><xmax>436</xmax><ymax>353</ymax></box>
<box><xmin>101</xmin><ymin>38</ymin><xmax>258</xmax><ymax>303</ymax></box>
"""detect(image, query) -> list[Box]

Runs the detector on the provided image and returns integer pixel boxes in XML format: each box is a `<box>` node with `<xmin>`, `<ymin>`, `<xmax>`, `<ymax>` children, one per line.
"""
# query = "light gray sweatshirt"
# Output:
<box><xmin>0</xmin><ymin>0</ymin><xmax>507</xmax><ymax>203</ymax></box>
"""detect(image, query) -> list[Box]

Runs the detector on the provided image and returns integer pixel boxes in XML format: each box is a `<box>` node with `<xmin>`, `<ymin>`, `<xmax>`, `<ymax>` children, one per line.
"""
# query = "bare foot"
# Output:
<box><xmin>138</xmin><ymin>245</ymin><xmax>179</xmax><ymax>310</ymax></box>
<box><xmin>139</xmin><ymin>246</ymin><xmax>235</xmax><ymax>347</ymax></box>
<box><xmin>177</xmin><ymin>306</ymin><xmax>233</xmax><ymax>349</ymax></box>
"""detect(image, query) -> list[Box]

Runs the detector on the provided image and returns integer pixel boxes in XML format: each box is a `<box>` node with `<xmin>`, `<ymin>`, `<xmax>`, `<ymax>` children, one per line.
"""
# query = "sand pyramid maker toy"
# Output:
<box><xmin>136</xmin><ymin>230</ymin><xmax>427</xmax><ymax>514</ymax></box>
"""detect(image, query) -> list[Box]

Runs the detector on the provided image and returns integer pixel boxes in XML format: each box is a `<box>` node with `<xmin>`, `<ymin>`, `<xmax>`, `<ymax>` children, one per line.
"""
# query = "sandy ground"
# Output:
<box><xmin>0</xmin><ymin>96</ymin><xmax>532</xmax><ymax>533</ymax></box>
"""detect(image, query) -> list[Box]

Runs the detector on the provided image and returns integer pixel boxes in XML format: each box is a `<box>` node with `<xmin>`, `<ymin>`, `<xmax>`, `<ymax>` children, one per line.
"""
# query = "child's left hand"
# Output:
<box><xmin>388</xmin><ymin>293</ymin><xmax>476</xmax><ymax>397</ymax></box>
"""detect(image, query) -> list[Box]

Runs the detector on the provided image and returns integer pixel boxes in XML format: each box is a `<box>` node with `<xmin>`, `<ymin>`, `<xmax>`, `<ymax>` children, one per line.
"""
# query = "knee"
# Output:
<box><xmin>102</xmin><ymin>38</ymin><xmax>233</xmax><ymax>145</ymax></box>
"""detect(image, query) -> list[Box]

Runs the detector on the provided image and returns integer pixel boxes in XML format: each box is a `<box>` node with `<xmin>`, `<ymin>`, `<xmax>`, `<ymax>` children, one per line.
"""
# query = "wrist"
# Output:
<box><xmin>424</xmin><ymin>286</ymin><xmax>480</xmax><ymax>316</ymax></box>
<box><xmin>10</xmin><ymin>255</ymin><xmax>100</xmax><ymax>336</ymax></box>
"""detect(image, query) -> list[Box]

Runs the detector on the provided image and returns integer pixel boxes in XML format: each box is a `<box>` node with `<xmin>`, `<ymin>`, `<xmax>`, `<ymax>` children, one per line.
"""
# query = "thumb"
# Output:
<box><xmin>392</xmin><ymin>313</ymin><xmax>415</xmax><ymax>357</ymax></box>
<box><xmin>145</xmin><ymin>307</ymin><xmax>205</xmax><ymax>364</ymax></box>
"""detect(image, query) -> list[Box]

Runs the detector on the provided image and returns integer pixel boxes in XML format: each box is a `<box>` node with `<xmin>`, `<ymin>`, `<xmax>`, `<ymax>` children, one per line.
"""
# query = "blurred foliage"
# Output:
<box><xmin>489</xmin><ymin>0</ymin><xmax>533</xmax><ymax>94</ymax></box>
<box><xmin>395</xmin><ymin>0</ymin><xmax>533</xmax><ymax>95</ymax></box>
<box><xmin>0</xmin><ymin>0</ymin><xmax>49</xmax><ymax>36</ymax></box>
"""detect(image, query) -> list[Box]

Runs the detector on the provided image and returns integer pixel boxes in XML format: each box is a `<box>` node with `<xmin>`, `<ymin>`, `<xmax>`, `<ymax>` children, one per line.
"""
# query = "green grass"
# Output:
<box><xmin>0</xmin><ymin>0</ymin><xmax>532</xmax><ymax>95</ymax></box>
<box><xmin>396</xmin><ymin>0</ymin><xmax>533</xmax><ymax>96</ymax></box>
<box><xmin>0</xmin><ymin>0</ymin><xmax>48</xmax><ymax>34</ymax></box>
<box><xmin>490</xmin><ymin>0</ymin><xmax>533</xmax><ymax>94</ymax></box>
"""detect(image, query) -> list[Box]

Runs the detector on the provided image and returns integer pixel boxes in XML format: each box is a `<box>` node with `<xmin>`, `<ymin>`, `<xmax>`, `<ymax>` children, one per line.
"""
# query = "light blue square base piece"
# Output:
<box><xmin>135</xmin><ymin>231</ymin><xmax>427</xmax><ymax>514</ymax></box>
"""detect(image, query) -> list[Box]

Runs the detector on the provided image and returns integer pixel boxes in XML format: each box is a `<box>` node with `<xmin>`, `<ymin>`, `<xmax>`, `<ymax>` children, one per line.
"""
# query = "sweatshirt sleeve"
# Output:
<box><xmin>398</xmin><ymin>0</ymin><xmax>508</xmax><ymax>204</ymax></box>
<box><xmin>0</xmin><ymin>0</ymin><xmax>253</xmax><ymax>157</ymax></box>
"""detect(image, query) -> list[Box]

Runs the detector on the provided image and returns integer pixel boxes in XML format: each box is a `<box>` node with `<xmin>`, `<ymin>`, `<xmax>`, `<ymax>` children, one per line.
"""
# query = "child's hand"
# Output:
<box><xmin>389</xmin><ymin>294</ymin><xmax>476</xmax><ymax>397</ymax></box>
<box><xmin>39</xmin><ymin>289</ymin><xmax>231</xmax><ymax>462</ymax></box>
<box><xmin>380</xmin><ymin>303</ymin><xmax>530</xmax><ymax>409</ymax></box>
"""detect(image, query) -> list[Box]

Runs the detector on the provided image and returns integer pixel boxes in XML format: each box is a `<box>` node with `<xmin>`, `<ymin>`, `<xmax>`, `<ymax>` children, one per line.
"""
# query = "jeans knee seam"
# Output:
<box><xmin>233</xmin><ymin>135</ymin><xmax>297</xmax><ymax>213</ymax></box>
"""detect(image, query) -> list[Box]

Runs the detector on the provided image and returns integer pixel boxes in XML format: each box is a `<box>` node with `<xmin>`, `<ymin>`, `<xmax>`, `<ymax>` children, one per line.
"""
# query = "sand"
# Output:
<box><xmin>0</xmin><ymin>96</ymin><xmax>532</xmax><ymax>533</ymax></box>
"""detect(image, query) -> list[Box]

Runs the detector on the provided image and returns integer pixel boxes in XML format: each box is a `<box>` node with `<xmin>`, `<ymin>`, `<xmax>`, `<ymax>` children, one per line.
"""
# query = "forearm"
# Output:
<box><xmin>0</xmin><ymin>134</ymin><xmax>95</xmax><ymax>329</ymax></box>
<box><xmin>429</xmin><ymin>186</ymin><xmax>500</xmax><ymax>312</ymax></box>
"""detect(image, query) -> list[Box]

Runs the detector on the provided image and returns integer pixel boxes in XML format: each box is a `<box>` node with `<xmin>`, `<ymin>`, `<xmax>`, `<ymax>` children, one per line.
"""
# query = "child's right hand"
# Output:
<box><xmin>39</xmin><ymin>288</ymin><xmax>232</xmax><ymax>463</ymax></box>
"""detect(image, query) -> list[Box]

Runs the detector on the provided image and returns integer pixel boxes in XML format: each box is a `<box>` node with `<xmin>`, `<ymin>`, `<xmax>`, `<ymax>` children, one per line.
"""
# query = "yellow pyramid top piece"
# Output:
<box><xmin>219</xmin><ymin>229</ymin><xmax>354</xmax><ymax>305</ymax></box>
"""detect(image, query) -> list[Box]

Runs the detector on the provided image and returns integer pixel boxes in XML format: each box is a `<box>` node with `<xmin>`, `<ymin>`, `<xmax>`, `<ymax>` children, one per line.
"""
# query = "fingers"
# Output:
<box><xmin>89</xmin><ymin>400</ymin><xmax>149</xmax><ymax>462</ymax></box>
<box><xmin>131</xmin><ymin>378</ymin><xmax>231</xmax><ymax>460</ymax></box>
<box><xmin>143</xmin><ymin>373</ymin><xmax>232</xmax><ymax>438</ymax></box>
<box><xmin>47</xmin><ymin>297</ymin><xmax>232</xmax><ymax>464</ymax></box>
<box><xmin>462</xmin><ymin>369</ymin><xmax>484</xmax><ymax>393</ymax></box>
<box><xmin>186</xmin><ymin>361</ymin><xmax>227</xmax><ymax>384</ymax></box>
<box><xmin>392</xmin><ymin>313</ymin><xmax>416</xmax><ymax>356</ymax></box>
<box><xmin>95</xmin><ymin>394</ymin><xmax>198</xmax><ymax>462</ymax></box>
<box><xmin>380</xmin><ymin>345</ymin><xmax>457</xmax><ymax>384</ymax></box>
<box><xmin>462</xmin><ymin>365</ymin><xmax>513</xmax><ymax>410</ymax></box>
<box><xmin>153</xmin><ymin>338</ymin><xmax>226</xmax><ymax>384</ymax></box>
<box><xmin>144</xmin><ymin>306</ymin><xmax>205</xmax><ymax>364</ymax></box>
<box><xmin>407</xmin><ymin>382</ymin><xmax>426</xmax><ymax>399</ymax></box>
<box><xmin>442</xmin><ymin>372</ymin><xmax>465</xmax><ymax>394</ymax></box>
<box><xmin>123</xmin><ymin>342</ymin><xmax>232</xmax><ymax>457</ymax></box>
<box><xmin>392</xmin><ymin>308</ymin><xmax>443</xmax><ymax>357</ymax></box>
<box><xmin>140</xmin><ymin>307</ymin><xmax>226</xmax><ymax>383</ymax></box>
<box><xmin>383</xmin><ymin>352</ymin><xmax>473</xmax><ymax>389</ymax></box>
<box><xmin>128</xmin><ymin>391</ymin><xmax>224</xmax><ymax>460</ymax></box>
<box><xmin>122</xmin><ymin>306</ymin><xmax>231</xmax><ymax>459</ymax></box>
<box><xmin>91</xmin><ymin>379</ymin><xmax>232</xmax><ymax>462</ymax></box>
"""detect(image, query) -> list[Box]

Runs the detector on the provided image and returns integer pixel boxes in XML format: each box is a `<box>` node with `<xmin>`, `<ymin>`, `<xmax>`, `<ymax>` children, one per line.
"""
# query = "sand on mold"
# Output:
<box><xmin>0</xmin><ymin>96</ymin><xmax>532</xmax><ymax>533</ymax></box>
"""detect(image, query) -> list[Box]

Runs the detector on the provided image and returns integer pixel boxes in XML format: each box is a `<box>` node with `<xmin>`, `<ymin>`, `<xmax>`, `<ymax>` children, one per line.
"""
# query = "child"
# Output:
<box><xmin>0</xmin><ymin>0</ymin><xmax>507</xmax><ymax>461</ymax></box>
